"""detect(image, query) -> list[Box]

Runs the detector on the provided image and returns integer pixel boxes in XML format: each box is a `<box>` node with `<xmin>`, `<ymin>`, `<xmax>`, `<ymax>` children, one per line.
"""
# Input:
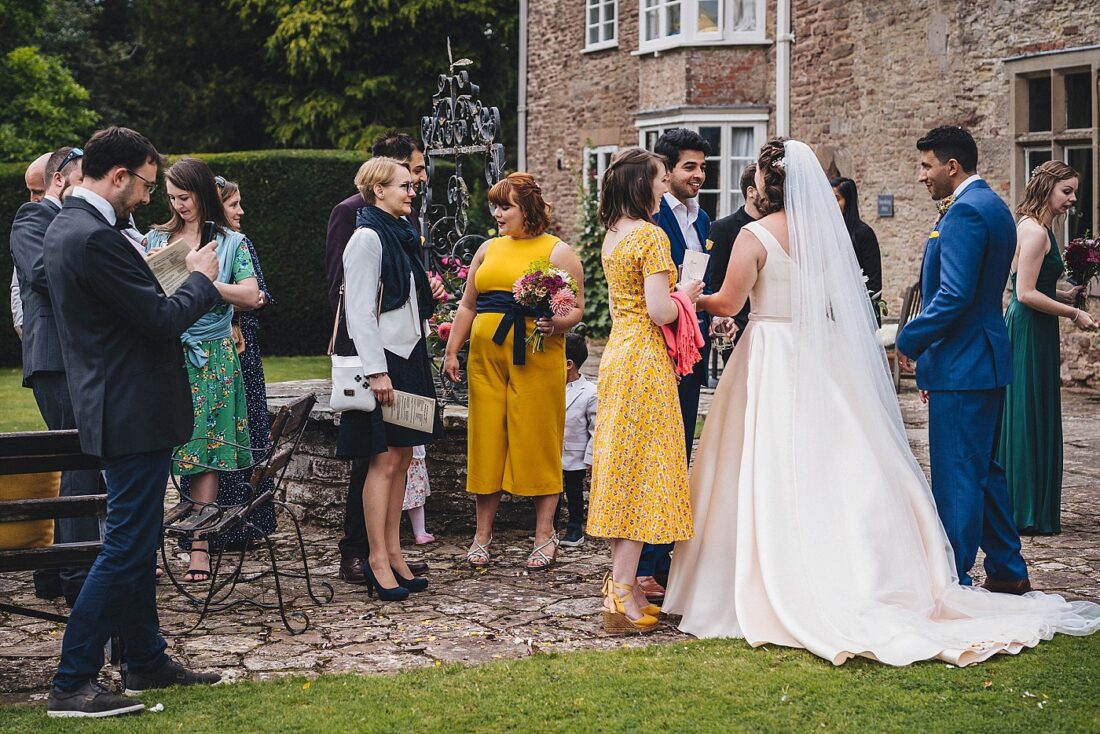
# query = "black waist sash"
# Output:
<box><xmin>476</xmin><ymin>291</ymin><xmax>540</xmax><ymax>366</ymax></box>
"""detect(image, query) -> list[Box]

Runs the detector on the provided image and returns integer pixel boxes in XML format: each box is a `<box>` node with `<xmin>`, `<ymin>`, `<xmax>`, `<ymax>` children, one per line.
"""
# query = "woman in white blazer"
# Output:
<box><xmin>336</xmin><ymin>156</ymin><xmax>444</xmax><ymax>601</ymax></box>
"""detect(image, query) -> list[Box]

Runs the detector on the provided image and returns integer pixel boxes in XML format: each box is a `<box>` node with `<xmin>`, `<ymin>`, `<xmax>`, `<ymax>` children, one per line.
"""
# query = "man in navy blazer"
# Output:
<box><xmin>639</xmin><ymin>129</ymin><xmax>712</xmax><ymax>598</ymax></box>
<box><xmin>897</xmin><ymin>125</ymin><xmax>1030</xmax><ymax>593</ymax></box>
<box><xmin>43</xmin><ymin>127</ymin><xmax>223</xmax><ymax>718</ymax></box>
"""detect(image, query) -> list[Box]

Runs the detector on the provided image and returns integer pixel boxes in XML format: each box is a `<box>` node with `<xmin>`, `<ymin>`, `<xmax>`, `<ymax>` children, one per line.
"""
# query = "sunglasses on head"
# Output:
<box><xmin>56</xmin><ymin>147</ymin><xmax>83</xmax><ymax>174</ymax></box>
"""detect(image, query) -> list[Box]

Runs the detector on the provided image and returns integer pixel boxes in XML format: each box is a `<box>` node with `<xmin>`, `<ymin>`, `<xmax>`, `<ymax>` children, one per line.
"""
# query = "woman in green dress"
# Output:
<box><xmin>998</xmin><ymin>161</ymin><xmax>1097</xmax><ymax>535</ymax></box>
<box><xmin>145</xmin><ymin>158</ymin><xmax>265</xmax><ymax>580</ymax></box>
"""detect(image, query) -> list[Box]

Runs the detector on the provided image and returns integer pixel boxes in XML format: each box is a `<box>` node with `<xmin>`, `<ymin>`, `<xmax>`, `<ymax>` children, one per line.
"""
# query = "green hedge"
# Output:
<box><xmin>1</xmin><ymin>149</ymin><xmax>367</xmax><ymax>367</ymax></box>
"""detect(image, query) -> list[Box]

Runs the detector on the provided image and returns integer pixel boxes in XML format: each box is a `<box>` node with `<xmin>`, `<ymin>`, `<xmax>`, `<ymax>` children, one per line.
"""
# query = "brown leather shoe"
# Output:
<box><xmin>982</xmin><ymin>577</ymin><xmax>1033</xmax><ymax>595</ymax></box>
<box><xmin>338</xmin><ymin>557</ymin><xmax>367</xmax><ymax>585</ymax></box>
<box><xmin>635</xmin><ymin>575</ymin><xmax>666</xmax><ymax>603</ymax></box>
<box><xmin>407</xmin><ymin>560</ymin><xmax>429</xmax><ymax>575</ymax></box>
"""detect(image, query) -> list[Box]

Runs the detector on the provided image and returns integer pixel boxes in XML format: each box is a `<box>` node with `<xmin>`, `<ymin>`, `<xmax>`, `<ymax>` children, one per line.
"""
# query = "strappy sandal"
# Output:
<box><xmin>466</xmin><ymin>536</ymin><xmax>492</xmax><ymax>568</ymax></box>
<box><xmin>524</xmin><ymin>533</ymin><xmax>559</xmax><ymax>571</ymax></box>
<box><xmin>183</xmin><ymin>548</ymin><xmax>211</xmax><ymax>583</ymax></box>
<box><xmin>602</xmin><ymin>576</ymin><xmax>659</xmax><ymax>635</ymax></box>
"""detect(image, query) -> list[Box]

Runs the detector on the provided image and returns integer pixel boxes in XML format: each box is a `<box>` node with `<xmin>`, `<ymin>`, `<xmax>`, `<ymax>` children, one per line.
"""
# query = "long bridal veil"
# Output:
<box><xmin>776</xmin><ymin>139</ymin><xmax>1100</xmax><ymax>665</ymax></box>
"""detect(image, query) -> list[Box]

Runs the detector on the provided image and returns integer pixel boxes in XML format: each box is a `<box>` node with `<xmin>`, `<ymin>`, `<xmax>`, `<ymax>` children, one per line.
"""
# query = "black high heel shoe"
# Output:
<box><xmin>391</xmin><ymin>567</ymin><xmax>429</xmax><ymax>593</ymax></box>
<box><xmin>363</xmin><ymin>565</ymin><xmax>409</xmax><ymax>601</ymax></box>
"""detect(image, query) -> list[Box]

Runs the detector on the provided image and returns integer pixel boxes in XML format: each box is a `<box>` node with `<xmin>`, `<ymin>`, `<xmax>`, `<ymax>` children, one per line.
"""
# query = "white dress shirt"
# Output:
<box><xmin>343</xmin><ymin>227</ymin><xmax>426</xmax><ymax>376</ymax></box>
<box><xmin>663</xmin><ymin>192</ymin><xmax>703</xmax><ymax>253</ymax></box>
<box><xmin>952</xmin><ymin>174</ymin><xmax>982</xmax><ymax>198</ymax></box>
<box><xmin>69</xmin><ymin>186</ymin><xmax>118</xmax><ymax>226</ymax></box>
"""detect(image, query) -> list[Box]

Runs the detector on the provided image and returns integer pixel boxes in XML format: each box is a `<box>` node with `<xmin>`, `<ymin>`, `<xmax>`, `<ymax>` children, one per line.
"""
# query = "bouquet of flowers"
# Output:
<box><xmin>512</xmin><ymin>258</ymin><xmax>578</xmax><ymax>353</ymax></box>
<box><xmin>1064</xmin><ymin>232</ymin><xmax>1100</xmax><ymax>308</ymax></box>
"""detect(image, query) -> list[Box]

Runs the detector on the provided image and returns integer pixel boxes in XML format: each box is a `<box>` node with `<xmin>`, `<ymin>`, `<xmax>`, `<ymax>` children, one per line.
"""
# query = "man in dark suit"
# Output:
<box><xmin>43</xmin><ymin>127</ymin><xmax>223</xmax><ymax>718</ymax></box>
<box><xmin>707</xmin><ymin>162</ymin><xmax>762</xmax><ymax>359</ymax></box>
<box><xmin>639</xmin><ymin>129</ymin><xmax>712</xmax><ymax>598</ymax></box>
<box><xmin>11</xmin><ymin>154</ymin><xmax>51</xmax><ymax>337</ymax></box>
<box><xmin>325</xmin><ymin>130</ymin><xmax>429</xmax><ymax>585</ymax></box>
<box><xmin>897</xmin><ymin>125</ymin><xmax>1030</xmax><ymax>594</ymax></box>
<box><xmin>9</xmin><ymin>145</ymin><xmax>100</xmax><ymax>605</ymax></box>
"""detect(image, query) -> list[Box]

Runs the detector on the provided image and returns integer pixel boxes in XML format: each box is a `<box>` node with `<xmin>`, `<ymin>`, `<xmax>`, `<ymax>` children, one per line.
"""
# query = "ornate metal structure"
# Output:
<box><xmin>420</xmin><ymin>61</ymin><xmax>506</xmax><ymax>275</ymax></box>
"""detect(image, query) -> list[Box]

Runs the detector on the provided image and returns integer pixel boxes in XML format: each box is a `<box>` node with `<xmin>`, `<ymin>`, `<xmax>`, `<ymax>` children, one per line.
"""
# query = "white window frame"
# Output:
<box><xmin>636</xmin><ymin>0</ymin><xmax>767</xmax><ymax>55</ymax></box>
<box><xmin>583</xmin><ymin>145</ymin><xmax>620</xmax><ymax>193</ymax></box>
<box><xmin>584</xmin><ymin>0</ymin><xmax>619</xmax><ymax>53</ymax></box>
<box><xmin>636</xmin><ymin>110</ymin><xmax>768</xmax><ymax>220</ymax></box>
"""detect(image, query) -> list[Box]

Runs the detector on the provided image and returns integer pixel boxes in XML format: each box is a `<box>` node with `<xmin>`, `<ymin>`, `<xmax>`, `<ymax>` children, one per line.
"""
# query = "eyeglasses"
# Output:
<box><xmin>124</xmin><ymin>169</ymin><xmax>158</xmax><ymax>194</ymax></box>
<box><xmin>56</xmin><ymin>147</ymin><xmax>83</xmax><ymax>173</ymax></box>
<box><xmin>392</xmin><ymin>182</ymin><xmax>417</xmax><ymax>193</ymax></box>
<box><xmin>214</xmin><ymin>175</ymin><xmax>227</xmax><ymax>188</ymax></box>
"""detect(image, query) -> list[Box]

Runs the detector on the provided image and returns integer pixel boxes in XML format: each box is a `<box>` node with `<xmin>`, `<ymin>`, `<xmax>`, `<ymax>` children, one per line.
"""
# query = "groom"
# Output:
<box><xmin>897</xmin><ymin>125</ymin><xmax>1030</xmax><ymax>593</ymax></box>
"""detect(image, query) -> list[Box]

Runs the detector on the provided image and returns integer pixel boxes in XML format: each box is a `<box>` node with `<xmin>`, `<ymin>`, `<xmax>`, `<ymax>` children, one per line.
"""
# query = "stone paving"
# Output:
<box><xmin>1</xmin><ymin>385</ymin><xmax>1098</xmax><ymax>703</ymax></box>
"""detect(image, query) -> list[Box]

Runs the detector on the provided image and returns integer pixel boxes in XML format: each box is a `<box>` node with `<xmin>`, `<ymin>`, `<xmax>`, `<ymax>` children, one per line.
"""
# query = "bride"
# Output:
<box><xmin>661</xmin><ymin>138</ymin><xmax>1100</xmax><ymax>666</ymax></box>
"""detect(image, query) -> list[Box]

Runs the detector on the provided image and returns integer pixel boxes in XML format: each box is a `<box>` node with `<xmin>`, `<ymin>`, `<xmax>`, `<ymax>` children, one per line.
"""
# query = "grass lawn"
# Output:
<box><xmin>0</xmin><ymin>356</ymin><xmax>328</xmax><ymax>433</ymax></box>
<box><xmin>3</xmin><ymin>635</ymin><xmax>1099</xmax><ymax>732</ymax></box>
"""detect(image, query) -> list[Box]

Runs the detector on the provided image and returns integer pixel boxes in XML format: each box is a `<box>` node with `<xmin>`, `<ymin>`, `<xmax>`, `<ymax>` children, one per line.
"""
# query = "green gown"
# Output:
<box><xmin>997</xmin><ymin>227</ymin><xmax>1064</xmax><ymax>534</ymax></box>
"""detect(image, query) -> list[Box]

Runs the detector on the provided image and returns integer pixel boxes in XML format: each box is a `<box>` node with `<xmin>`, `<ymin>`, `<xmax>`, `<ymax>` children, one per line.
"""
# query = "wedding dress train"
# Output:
<box><xmin>662</xmin><ymin>142</ymin><xmax>1100</xmax><ymax>666</ymax></box>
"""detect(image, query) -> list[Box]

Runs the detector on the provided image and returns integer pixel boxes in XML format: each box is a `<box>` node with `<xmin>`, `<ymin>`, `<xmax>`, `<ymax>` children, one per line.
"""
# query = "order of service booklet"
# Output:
<box><xmin>381</xmin><ymin>391</ymin><xmax>437</xmax><ymax>433</ymax></box>
<box><xmin>679</xmin><ymin>250</ymin><xmax>709</xmax><ymax>285</ymax></box>
<box><xmin>145</xmin><ymin>239</ymin><xmax>192</xmax><ymax>296</ymax></box>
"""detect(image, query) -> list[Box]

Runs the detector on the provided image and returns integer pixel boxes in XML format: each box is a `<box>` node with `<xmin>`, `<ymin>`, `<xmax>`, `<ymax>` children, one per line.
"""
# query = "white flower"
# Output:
<box><xmin>773</xmin><ymin>157</ymin><xmax>786</xmax><ymax>170</ymax></box>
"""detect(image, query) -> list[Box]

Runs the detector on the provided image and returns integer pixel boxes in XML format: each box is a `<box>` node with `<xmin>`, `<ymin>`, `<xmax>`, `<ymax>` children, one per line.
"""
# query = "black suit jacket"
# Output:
<box><xmin>9</xmin><ymin>198</ymin><xmax>64</xmax><ymax>384</ymax></box>
<box><xmin>707</xmin><ymin>206</ymin><xmax>755</xmax><ymax>342</ymax></box>
<box><xmin>43</xmin><ymin>196</ymin><xmax>220</xmax><ymax>458</ymax></box>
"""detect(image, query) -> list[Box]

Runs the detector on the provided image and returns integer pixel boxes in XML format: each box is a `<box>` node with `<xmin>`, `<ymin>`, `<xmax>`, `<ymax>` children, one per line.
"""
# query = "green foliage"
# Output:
<box><xmin>0</xmin><ymin>0</ymin><xmax>44</xmax><ymax>53</ymax></box>
<box><xmin>576</xmin><ymin>172</ymin><xmax>611</xmax><ymax>338</ymax></box>
<box><xmin>0</xmin><ymin>47</ymin><xmax>99</xmax><ymax>162</ymax></box>
<box><xmin>229</xmin><ymin>0</ymin><xmax>518</xmax><ymax>153</ymax></box>
<box><xmin>0</xmin><ymin>150</ymin><xmax>366</xmax><ymax>367</ymax></box>
<box><xmin>4</xmin><ymin>636</ymin><xmax>1100</xmax><ymax>732</ymax></box>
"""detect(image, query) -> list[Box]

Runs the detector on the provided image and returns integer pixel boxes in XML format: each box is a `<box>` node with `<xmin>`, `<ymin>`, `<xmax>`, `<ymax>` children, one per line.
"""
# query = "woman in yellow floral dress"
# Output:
<box><xmin>588</xmin><ymin>148</ymin><xmax>701</xmax><ymax>634</ymax></box>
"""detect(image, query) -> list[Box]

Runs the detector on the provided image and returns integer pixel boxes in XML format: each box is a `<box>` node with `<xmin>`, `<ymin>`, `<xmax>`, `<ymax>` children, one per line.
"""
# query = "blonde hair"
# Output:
<box><xmin>1016</xmin><ymin>160</ymin><xmax>1078</xmax><ymax>223</ymax></box>
<box><xmin>354</xmin><ymin>156</ymin><xmax>405</xmax><ymax>205</ymax></box>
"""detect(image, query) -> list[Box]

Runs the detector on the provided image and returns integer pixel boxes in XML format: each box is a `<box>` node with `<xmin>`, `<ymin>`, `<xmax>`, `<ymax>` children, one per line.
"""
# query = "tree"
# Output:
<box><xmin>231</xmin><ymin>0</ymin><xmax>518</xmax><ymax>153</ymax></box>
<box><xmin>0</xmin><ymin>46</ymin><xmax>99</xmax><ymax>162</ymax></box>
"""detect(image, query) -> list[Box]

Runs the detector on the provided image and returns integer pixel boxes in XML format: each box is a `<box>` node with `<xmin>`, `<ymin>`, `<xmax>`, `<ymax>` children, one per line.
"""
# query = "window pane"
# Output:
<box><xmin>1028</xmin><ymin>76</ymin><xmax>1051</xmax><ymax>132</ymax></box>
<box><xmin>730</xmin><ymin>127</ymin><xmax>755</xmax><ymax>157</ymax></box>
<box><xmin>732</xmin><ymin>0</ymin><xmax>756</xmax><ymax>32</ymax></box>
<box><xmin>698</xmin><ymin>0</ymin><xmax>719</xmax><ymax>32</ymax></box>
<box><xmin>606</xmin><ymin>0</ymin><xmax>617</xmax><ymax>24</ymax></box>
<box><xmin>645</xmin><ymin>8</ymin><xmax>660</xmax><ymax>40</ymax></box>
<box><xmin>1066</xmin><ymin>147</ymin><xmax>1093</xmax><ymax>240</ymax></box>
<box><xmin>1025</xmin><ymin>148</ymin><xmax>1052</xmax><ymax>179</ymax></box>
<box><xmin>699</xmin><ymin>126</ymin><xmax>721</xmax><ymax>156</ymax></box>
<box><xmin>667</xmin><ymin>1</ymin><xmax>681</xmax><ymax>36</ymax></box>
<box><xmin>603</xmin><ymin>20</ymin><xmax>615</xmax><ymax>40</ymax></box>
<box><xmin>699</xmin><ymin>192</ymin><xmax>719</xmax><ymax>221</ymax></box>
<box><xmin>645</xmin><ymin>130</ymin><xmax>659</xmax><ymax>150</ymax></box>
<box><xmin>589</xmin><ymin>4</ymin><xmax>599</xmax><ymax>25</ymax></box>
<box><xmin>703</xmin><ymin>160</ymin><xmax>720</xmax><ymax>191</ymax></box>
<box><xmin>1065</xmin><ymin>71</ymin><xmax>1092</xmax><ymax>129</ymax></box>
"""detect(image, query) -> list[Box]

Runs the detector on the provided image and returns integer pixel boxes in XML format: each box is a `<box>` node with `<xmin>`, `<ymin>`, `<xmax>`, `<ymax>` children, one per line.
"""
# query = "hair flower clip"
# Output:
<box><xmin>773</xmin><ymin>157</ymin><xmax>786</xmax><ymax>170</ymax></box>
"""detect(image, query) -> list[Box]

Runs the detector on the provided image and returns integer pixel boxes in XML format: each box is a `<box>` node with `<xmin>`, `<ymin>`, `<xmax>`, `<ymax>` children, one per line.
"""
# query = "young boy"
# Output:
<box><xmin>560</xmin><ymin>333</ymin><xmax>597</xmax><ymax>547</ymax></box>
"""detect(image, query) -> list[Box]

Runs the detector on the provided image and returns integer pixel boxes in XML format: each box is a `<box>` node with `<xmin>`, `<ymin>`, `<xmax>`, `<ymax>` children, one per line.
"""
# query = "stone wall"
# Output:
<box><xmin>266</xmin><ymin>380</ymin><xmax>539</xmax><ymax>535</ymax></box>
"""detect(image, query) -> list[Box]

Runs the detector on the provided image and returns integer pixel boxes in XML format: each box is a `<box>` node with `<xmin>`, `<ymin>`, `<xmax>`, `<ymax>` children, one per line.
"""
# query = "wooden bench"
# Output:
<box><xmin>0</xmin><ymin>430</ymin><xmax>105</xmax><ymax>623</ymax></box>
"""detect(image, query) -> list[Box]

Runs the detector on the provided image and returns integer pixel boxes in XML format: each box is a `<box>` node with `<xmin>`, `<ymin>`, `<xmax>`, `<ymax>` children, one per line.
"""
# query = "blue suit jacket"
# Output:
<box><xmin>895</xmin><ymin>179</ymin><xmax>1015</xmax><ymax>391</ymax></box>
<box><xmin>656</xmin><ymin>197</ymin><xmax>712</xmax><ymax>290</ymax></box>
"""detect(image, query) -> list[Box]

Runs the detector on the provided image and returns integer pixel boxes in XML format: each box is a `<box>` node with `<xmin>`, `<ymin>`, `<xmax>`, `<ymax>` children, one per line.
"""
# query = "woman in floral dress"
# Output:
<box><xmin>587</xmin><ymin>148</ymin><xmax>701</xmax><ymax>634</ymax></box>
<box><xmin>144</xmin><ymin>158</ymin><xmax>263</xmax><ymax>581</ymax></box>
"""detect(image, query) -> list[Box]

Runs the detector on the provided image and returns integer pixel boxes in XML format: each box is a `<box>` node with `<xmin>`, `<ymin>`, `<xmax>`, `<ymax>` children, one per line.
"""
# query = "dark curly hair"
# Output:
<box><xmin>755</xmin><ymin>137</ymin><xmax>788</xmax><ymax>216</ymax></box>
<box><xmin>488</xmin><ymin>172</ymin><xmax>553</xmax><ymax>236</ymax></box>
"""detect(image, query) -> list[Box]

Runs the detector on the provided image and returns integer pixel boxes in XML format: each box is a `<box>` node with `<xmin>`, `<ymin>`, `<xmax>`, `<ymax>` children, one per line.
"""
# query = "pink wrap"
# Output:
<box><xmin>660</xmin><ymin>291</ymin><xmax>704</xmax><ymax>377</ymax></box>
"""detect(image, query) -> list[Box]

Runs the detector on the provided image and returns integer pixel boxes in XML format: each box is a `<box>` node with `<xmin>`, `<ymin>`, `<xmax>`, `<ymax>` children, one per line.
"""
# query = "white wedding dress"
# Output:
<box><xmin>662</xmin><ymin>141</ymin><xmax>1100</xmax><ymax>666</ymax></box>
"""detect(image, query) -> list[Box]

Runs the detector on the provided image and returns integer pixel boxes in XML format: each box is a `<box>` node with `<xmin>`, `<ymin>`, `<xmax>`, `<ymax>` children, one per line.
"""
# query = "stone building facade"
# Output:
<box><xmin>524</xmin><ymin>0</ymin><xmax>1100</xmax><ymax>385</ymax></box>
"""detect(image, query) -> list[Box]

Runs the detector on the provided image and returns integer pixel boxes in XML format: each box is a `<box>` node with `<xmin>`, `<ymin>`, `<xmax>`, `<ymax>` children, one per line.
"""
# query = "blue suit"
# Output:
<box><xmin>896</xmin><ymin>179</ymin><xmax>1028</xmax><ymax>586</ymax></box>
<box><xmin>639</xmin><ymin>197</ymin><xmax>711</xmax><ymax>581</ymax></box>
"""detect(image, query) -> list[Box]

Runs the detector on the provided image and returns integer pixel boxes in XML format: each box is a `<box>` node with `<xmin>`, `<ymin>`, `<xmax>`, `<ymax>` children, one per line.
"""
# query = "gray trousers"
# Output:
<box><xmin>30</xmin><ymin>371</ymin><xmax>101</xmax><ymax>600</ymax></box>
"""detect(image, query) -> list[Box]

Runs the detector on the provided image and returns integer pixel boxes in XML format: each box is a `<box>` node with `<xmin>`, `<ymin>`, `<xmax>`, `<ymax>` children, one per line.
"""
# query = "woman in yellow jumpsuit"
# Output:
<box><xmin>443</xmin><ymin>173</ymin><xmax>585</xmax><ymax>570</ymax></box>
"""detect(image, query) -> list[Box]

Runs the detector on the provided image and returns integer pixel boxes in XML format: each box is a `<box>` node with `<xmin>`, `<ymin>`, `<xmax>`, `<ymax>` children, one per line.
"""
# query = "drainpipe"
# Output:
<box><xmin>776</xmin><ymin>0</ymin><xmax>792</xmax><ymax>137</ymax></box>
<box><xmin>517</xmin><ymin>0</ymin><xmax>529</xmax><ymax>171</ymax></box>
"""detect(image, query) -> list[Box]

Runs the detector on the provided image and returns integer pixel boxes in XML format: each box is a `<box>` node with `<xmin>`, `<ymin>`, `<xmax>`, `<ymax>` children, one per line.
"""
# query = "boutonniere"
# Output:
<box><xmin>929</xmin><ymin>231</ymin><xmax>939</xmax><ymax>239</ymax></box>
<box><xmin>704</xmin><ymin>239</ymin><xmax>713</xmax><ymax>252</ymax></box>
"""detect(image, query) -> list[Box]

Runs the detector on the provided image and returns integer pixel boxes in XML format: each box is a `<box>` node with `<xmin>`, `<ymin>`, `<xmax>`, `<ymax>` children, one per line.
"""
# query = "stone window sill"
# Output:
<box><xmin>632</xmin><ymin>36</ymin><xmax>772</xmax><ymax>56</ymax></box>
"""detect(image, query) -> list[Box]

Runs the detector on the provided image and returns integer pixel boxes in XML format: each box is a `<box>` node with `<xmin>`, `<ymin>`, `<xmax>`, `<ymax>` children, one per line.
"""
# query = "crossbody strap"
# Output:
<box><xmin>326</xmin><ymin>280</ymin><xmax>385</xmax><ymax>357</ymax></box>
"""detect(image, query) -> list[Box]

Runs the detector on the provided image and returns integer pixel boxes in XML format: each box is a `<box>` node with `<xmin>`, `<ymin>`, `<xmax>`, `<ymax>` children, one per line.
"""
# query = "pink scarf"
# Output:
<box><xmin>660</xmin><ymin>291</ymin><xmax>704</xmax><ymax>377</ymax></box>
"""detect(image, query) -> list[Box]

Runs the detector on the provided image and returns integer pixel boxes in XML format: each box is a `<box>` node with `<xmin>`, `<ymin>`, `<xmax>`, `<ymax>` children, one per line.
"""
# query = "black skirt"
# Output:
<box><xmin>336</xmin><ymin>338</ymin><xmax>442</xmax><ymax>459</ymax></box>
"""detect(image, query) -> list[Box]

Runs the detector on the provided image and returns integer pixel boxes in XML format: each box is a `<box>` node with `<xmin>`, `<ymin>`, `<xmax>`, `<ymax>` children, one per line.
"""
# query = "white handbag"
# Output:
<box><xmin>327</xmin><ymin>283</ymin><xmax>378</xmax><ymax>413</ymax></box>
